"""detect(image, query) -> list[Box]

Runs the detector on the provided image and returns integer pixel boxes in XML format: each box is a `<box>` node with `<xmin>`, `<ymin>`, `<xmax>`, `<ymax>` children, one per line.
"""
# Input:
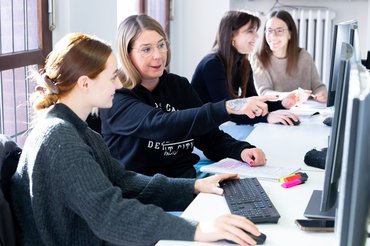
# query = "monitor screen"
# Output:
<box><xmin>336</xmin><ymin>62</ymin><xmax>370</xmax><ymax>245</ymax></box>
<box><xmin>304</xmin><ymin>43</ymin><xmax>354</xmax><ymax>219</ymax></box>
<box><xmin>326</xmin><ymin>20</ymin><xmax>359</xmax><ymax>107</ymax></box>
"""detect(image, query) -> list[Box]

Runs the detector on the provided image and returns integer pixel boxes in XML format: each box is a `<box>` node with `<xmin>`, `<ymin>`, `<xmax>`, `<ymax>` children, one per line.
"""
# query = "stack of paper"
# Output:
<box><xmin>200</xmin><ymin>158</ymin><xmax>300</xmax><ymax>182</ymax></box>
<box><xmin>290</xmin><ymin>99</ymin><xmax>331</xmax><ymax>116</ymax></box>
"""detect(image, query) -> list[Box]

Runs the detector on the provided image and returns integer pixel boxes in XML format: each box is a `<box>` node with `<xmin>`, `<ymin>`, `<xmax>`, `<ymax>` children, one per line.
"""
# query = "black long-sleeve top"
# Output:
<box><xmin>191</xmin><ymin>53</ymin><xmax>285</xmax><ymax>124</ymax></box>
<box><xmin>100</xmin><ymin>71</ymin><xmax>254</xmax><ymax>178</ymax></box>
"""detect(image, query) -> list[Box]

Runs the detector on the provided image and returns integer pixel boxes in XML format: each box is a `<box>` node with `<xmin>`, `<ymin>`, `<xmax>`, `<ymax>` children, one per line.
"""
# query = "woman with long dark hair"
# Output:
<box><xmin>253</xmin><ymin>10</ymin><xmax>327</xmax><ymax>103</ymax></box>
<box><xmin>191</xmin><ymin>10</ymin><xmax>299</xmax><ymax>125</ymax></box>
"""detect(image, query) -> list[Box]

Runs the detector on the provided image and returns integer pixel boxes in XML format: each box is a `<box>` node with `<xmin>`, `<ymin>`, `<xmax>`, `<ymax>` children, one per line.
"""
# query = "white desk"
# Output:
<box><xmin>247</xmin><ymin>120</ymin><xmax>330</xmax><ymax>171</ymax></box>
<box><xmin>178</xmin><ymin>172</ymin><xmax>333</xmax><ymax>246</ymax></box>
<box><xmin>157</xmin><ymin>120</ymin><xmax>369</xmax><ymax>245</ymax></box>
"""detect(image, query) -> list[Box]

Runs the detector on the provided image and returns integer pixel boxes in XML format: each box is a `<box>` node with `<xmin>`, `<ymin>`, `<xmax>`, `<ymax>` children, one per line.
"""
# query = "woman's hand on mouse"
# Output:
<box><xmin>194</xmin><ymin>214</ymin><xmax>260</xmax><ymax>245</ymax></box>
<box><xmin>267</xmin><ymin>110</ymin><xmax>300</xmax><ymax>125</ymax></box>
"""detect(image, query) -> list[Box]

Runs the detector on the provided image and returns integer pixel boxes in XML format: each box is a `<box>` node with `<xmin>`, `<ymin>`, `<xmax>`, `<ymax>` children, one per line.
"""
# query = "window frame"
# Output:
<box><xmin>0</xmin><ymin>0</ymin><xmax>52</xmax><ymax>143</ymax></box>
<box><xmin>0</xmin><ymin>0</ymin><xmax>52</xmax><ymax>71</ymax></box>
<box><xmin>138</xmin><ymin>0</ymin><xmax>170</xmax><ymax>36</ymax></box>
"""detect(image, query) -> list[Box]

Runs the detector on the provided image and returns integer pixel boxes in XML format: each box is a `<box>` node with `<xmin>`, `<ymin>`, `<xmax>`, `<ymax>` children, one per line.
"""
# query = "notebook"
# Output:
<box><xmin>200</xmin><ymin>158</ymin><xmax>300</xmax><ymax>182</ymax></box>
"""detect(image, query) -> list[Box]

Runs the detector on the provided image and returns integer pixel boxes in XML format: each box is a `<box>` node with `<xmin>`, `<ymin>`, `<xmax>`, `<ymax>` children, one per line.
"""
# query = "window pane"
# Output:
<box><xmin>14</xmin><ymin>67</ymin><xmax>30</xmax><ymax>133</ymax></box>
<box><xmin>0</xmin><ymin>65</ymin><xmax>37</xmax><ymax>146</ymax></box>
<box><xmin>146</xmin><ymin>0</ymin><xmax>166</xmax><ymax>30</ymax></box>
<box><xmin>27</xmin><ymin>0</ymin><xmax>38</xmax><ymax>50</ymax></box>
<box><xmin>0</xmin><ymin>0</ymin><xmax>50</xmax><ymax>146</ymax></box>
<box><xmin>0</xmin><ymin>0</ymin><xmax>13</xmax><ymax>53</ymax></box>
<box><xmin>13</xmin><ymin>0</ymin><xmax>25</xmax><ymax>52</ymax></box>
<box><xmin>1</xmin><ymin>69</ymin><xmax>16</xmax><ymax>135</ymax></box>
<box><xmin>0</xmin><ymin>0</ymin><xmax>39</xmax><ymax>54</ymax></box>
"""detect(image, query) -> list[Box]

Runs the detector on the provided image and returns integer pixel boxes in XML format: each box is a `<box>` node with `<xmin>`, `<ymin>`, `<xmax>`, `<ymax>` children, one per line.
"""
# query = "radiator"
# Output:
<box><xmin>290</xmin><ymin>9</ymin><xmax>336</xmax><ymax>84</ymax></box>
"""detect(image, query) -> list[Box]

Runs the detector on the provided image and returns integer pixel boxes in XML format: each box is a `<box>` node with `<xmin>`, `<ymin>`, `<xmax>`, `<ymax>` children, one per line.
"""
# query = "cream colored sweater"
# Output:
<box><xmin>253</xmin><ymin>49</ymin><xmax>327</xmax><ymax>95</ymax></box>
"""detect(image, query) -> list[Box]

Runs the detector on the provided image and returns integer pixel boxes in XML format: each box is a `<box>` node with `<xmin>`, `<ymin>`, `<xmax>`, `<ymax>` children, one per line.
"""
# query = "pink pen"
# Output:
<box><xmin>281</xmin><ymin>179</ymin><xmax>304</xmax><ymax>188</ymax></box>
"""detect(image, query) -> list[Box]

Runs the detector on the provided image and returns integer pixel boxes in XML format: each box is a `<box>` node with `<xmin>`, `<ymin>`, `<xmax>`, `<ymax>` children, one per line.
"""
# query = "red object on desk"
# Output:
<box><xmin>279</xmin><ymin>172</ymin><xmax>309</xmax><ymax>183</ymax></box>
<box><xmin>283</xmin><ymin>174</ymin><xmax>302</xmax><ymax>182</ymax></box>
<box><xmin>281</xmin><ymin>179</ymin><xmax>304</xmax><ymax>188</ymax></box>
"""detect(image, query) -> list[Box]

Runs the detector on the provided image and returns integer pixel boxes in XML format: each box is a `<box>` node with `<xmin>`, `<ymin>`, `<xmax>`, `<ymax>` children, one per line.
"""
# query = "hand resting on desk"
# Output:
<box><xmin>240</xmin><ymin>148</ymin><xmax>267</xmax><ymax>167</ymax></box>
<box><xmin>312</xmin><ymin>90</ymin><xmax>327</xmax><ymax>103</ymax></box>
<box><xmin>194</xmin><ymin>173</ymin><xmax>240</xmax><ymax>195</ymax></box>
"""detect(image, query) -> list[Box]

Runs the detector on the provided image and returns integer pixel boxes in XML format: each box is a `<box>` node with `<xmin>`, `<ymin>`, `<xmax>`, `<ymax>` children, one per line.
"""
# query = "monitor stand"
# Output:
<box><xmin>304</xmin><ymin>190</ymin><xmax>337</xmax><ymax>219</ymax></box>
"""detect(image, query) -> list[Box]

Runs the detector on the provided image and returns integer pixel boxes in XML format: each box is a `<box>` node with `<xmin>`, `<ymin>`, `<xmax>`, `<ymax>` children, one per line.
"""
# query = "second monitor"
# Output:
<box><xmin>304</xmin><ymin>42</ymin><xmax>355</xmax><ymax>220</ymax></box>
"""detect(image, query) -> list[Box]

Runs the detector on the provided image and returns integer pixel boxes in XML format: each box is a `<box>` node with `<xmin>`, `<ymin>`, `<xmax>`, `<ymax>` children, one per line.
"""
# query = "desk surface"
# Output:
<box><xmin>179</xmin><ymin>172</ymin><xmax>334</xmax><ymax>246</ymax></box>
<box><xmin>157</xmin><ymin>119</ymin><xmax>369</xmax><ymax>246</ymax></box>
<box><xmin>246</xmin><ymin>120</ymin><xmax>330</xmax><ymax>171</ymax></box>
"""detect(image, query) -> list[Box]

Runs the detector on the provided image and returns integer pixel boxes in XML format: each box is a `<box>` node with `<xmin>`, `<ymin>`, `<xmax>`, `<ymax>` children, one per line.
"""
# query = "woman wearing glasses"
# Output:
<box><xmin>191</xmin><ymin>10</ymin><xmax>299</xmax><ymax>125</ymax></box>
<box><xmin>100</xmin><ymin>14</ymin><xmax>269</xmax><ymax>179</ymax></box>
<box><xmin>11</xmin><ymin>32</ymin><xmax>263</xmax><ymax>245</ymax></box>
<box><xmin>253</xmin><ymin>10</ymin><xmax>327</xmax><ymax>103</ymax></box>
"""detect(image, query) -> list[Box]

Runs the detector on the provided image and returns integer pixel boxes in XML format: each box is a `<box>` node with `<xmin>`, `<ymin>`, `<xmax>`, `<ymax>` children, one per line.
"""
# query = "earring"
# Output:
<box><xmin>232</xmin><ymin>40</ymin><xmax>235</xmax><ymax>46</ymax></box>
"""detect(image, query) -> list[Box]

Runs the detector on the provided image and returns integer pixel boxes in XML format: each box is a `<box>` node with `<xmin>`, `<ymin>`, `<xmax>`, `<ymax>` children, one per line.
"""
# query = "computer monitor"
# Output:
<box><xmin>303</xmin><ymin>43</ymin><xmax>354</xmax><ymax>219</ymax></box>
<box><xmin>326</xmin><ymin>20</ymin><xmax>359</xmax><ymax>107</ymax></box>
<box><xmin>335</xmin><ymin>62</ymin><xmax>370</xmax><ymax>246</ymax></box>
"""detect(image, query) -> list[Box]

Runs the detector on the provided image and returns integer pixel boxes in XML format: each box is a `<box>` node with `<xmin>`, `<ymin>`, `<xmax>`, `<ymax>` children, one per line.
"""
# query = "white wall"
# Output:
<box><xmin>169</xmin><ymin>0</ymin><xmax>370</xmax><ymax>81</ymax></box>
<box><xmin>231</xmin><ymin>0</ymin><xmax>369</xmax><ymax>58</ymax></box>
<box><xmin>53</xmin><ymin>0</ymin><xmax>118</xmax><ymax>52</ymax></box>
<box><xmin>51</xmin><ymin>0</ymin><xmax>369</xmax><ymax>79</ymax></box>
<box><xmin>169</xmin><ymin>0</ymin><xmax>229</xmax><ymax>80</ymax></box>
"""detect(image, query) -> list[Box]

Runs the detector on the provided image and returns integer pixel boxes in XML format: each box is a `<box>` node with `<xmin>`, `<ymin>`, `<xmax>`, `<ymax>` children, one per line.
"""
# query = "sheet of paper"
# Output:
<box><xmin>290</xmin><ymin>100</ymin><xmax>332</xmax><ymax>117</ymax></box>
<box><xmin>200</xmin><ymin>158</ymin><xmax>300</xmax><ymax>181</ymax></box>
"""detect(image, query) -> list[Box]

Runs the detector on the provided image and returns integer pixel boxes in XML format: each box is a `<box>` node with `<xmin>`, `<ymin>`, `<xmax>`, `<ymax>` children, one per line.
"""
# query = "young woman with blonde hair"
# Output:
<box><xmin>11</xmin><ymin>32</ymin><xmax>261</xmax><ymax>245</ymax></box>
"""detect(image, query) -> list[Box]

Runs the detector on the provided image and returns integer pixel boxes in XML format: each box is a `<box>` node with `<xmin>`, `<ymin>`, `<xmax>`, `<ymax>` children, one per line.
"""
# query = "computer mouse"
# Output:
<box><xmin>220</xmin><ymin>231</ymin><xmax>267</xmax><ymax>245</ymax></box>
<box><xmin>248</xmin><ymin>231</ymin><xmax>266</xmax><ymax>245</ymax></box>
<box><xmin>292</xmin><ymin>119</ymin><xmax>301</xmax><ymax>126</ymax></box>
<box><xmin>311</xmin><ymin>111</ymin><xmax>320</xmax><ymax>116</ymax></box>
<box><xmin>323</xmin><ymin>116</ymin><xmax>332</xmax><ymax>126</ymax></box>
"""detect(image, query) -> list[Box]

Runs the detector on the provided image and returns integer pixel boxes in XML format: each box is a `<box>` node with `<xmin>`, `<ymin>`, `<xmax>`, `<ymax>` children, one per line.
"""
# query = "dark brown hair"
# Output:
<box><xmin>213</xmin><ymin>10</ymin><xmax>260</xmax><ymax>98</ymax></box>
<box><xmin>257</xmin><ymin>10</ymin><xmax>301</xmax><ymax>75</ymax></box>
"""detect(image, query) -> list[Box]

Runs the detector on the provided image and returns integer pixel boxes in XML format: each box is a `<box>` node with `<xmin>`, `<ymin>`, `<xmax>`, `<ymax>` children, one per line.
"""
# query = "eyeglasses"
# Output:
<box><xmin>131</xmin><ymin>40</ymin><xmax>168</xmax><ymax>57</ymax></box>
<box><xmin>265</xmin><ymin>28</ymin><xmax>288</xmax><ymax>36</ymax></box>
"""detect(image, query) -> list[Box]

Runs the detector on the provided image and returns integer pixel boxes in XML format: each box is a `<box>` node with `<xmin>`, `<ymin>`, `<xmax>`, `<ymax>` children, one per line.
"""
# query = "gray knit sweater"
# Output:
<box><xmin>10</xmin><ymin>103</ymin><xmax>197</xmax><ymax>246</ymax></box>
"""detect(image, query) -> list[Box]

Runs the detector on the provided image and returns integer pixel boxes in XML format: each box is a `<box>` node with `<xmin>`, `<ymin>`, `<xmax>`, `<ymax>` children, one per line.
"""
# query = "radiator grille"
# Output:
<box><xmin>291</xmin><ymin>9</ymin><xmax>336</xmax><ymax>84</ymax></box>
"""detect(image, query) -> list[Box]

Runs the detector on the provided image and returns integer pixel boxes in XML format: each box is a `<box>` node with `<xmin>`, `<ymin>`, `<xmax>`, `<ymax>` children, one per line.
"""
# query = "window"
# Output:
<box><xmin>117</xmin><ymin>0</ymin><xmax>170</xmax><ymax>38</ymax></box>
<box><xmin>0</xmin><ymin>0</ymin><xmax>51</xmax><ymax>145</ymax></box>
<box><xmin>139</xmin><ymin>0</ymin><xmax>170</xmax><ymax>36</ymax></box>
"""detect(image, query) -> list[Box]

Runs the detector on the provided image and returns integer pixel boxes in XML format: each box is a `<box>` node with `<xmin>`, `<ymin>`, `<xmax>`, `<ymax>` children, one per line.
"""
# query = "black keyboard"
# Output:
<box><xmin>221</xmin><ymin>178</ymin><xmax>280</xmax><ymax>224</ymax></box>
